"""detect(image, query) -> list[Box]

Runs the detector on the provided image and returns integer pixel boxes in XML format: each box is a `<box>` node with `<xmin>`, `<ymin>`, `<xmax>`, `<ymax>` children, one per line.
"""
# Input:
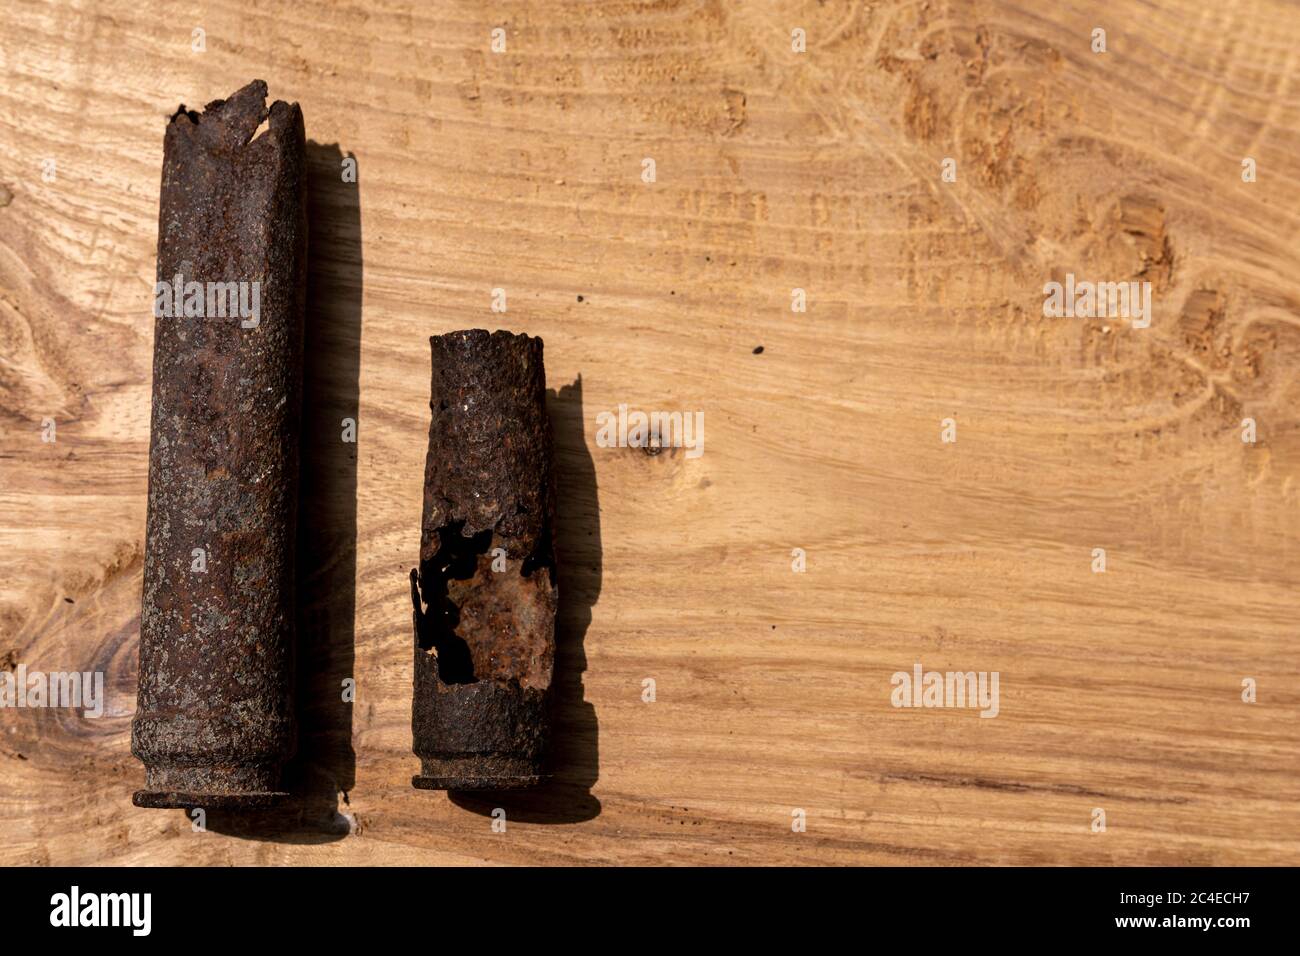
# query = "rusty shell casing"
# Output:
<box><xmin>411</xmin><ymin>329</ymin><xmax>557</xmax><ymax>790</ymax></box>
<box><xmin>132</xmin><ymin>80</ymin><xmax>307</xmax><ymax>809</ymax></box>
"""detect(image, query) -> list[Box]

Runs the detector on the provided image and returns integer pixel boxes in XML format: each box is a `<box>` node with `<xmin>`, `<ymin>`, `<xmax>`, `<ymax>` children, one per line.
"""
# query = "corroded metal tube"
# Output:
<box><xmin>411</xmin><ymin>329</ymin><xmax>557</xmax><ymax>790</ymax></box>
<box><xmin>132</xmin><ymin>81</ymin><xmax>307</xmax><ymax>809</ymax></box>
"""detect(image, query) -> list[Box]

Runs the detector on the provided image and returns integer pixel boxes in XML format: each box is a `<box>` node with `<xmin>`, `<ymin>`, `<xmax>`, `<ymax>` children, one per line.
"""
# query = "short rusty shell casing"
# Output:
<box><xmin>131</xmin><ymin>81</ymin><xmax>307</xmax><ymax>809</ymax></box>
<box><xmin>411</xmin><ymin>329</ymin><xmax>557</xmax><ymax>790</ymax></box>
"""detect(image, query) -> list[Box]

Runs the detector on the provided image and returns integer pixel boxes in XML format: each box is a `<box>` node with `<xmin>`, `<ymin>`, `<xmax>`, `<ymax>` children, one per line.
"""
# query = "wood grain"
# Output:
<box><xmin>1</xmin><ymin>0</ymin><xmax>1298</xmax><ymax>865</ymax></box>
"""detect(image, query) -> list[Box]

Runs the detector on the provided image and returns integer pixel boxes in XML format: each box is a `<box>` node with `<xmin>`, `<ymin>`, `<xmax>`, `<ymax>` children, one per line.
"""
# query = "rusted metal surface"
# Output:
<box><xmin>411</xmin><ymin>329</ymin><xmax>557</xmax><ymax>790</ymax></box>
<box><xmin>132</xmin><ymin>81</ymin><xmax>307</xmax><ymax>809</ymax></box>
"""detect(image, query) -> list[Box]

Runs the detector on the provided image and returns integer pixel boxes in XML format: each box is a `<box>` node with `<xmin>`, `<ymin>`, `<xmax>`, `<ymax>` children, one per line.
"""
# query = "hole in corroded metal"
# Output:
<box><xmin>415</xmin><ymin>520</ymin><xmax>491</xmax><ymax>684</ymax></box>
<box><xmin>412</xmin><ymin>518</ymin><xmax>557</xmax><ymax>691</ymax></box>
<box><xmin>520</xmin><ymin>526</ymin><xmax>554</xmax><ymax>582</ymax></box>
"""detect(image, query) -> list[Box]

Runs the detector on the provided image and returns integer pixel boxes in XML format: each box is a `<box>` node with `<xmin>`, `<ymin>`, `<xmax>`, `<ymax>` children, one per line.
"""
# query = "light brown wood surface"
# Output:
<box><xmin>2</xmin><ymin>0</ymin><xmax>1298</xmax><ymax>866</ymax></box>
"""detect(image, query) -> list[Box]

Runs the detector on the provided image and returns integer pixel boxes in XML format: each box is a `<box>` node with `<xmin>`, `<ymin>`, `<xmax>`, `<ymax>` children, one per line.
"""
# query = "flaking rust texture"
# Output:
<box><xmin>132</xmin><ymin>81</ymin><xmax>307</xmax><ymax>809</ymax></box>
<box><xmin>411</xmin><ymin>330</ymin><xmax>558</xmax><ymax>790</ymax></box>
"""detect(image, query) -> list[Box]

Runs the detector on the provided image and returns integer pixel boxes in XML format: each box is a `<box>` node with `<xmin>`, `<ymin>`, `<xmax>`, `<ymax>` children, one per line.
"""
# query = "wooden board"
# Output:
<box><xmin>2</xmin><ymin>0</ymin><xmax>1298</xmax><ymax>866</ymax></box>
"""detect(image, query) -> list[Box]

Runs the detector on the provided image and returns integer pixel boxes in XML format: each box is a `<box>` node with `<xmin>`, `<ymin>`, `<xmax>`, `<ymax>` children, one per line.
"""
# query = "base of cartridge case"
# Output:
<box><xmin>132</xmin><ymin>790</ymin><xmax>288</xmax><ymax>809</ymax></box>
<box><xmin>412</xmin><ymin>755</ymin><xmax>547</xmax><ymax>791</ymax></box>
<box><xmin>132</xmin><ymin>764</ymin><xmax>288</xmax><ymax>808</ymax></box>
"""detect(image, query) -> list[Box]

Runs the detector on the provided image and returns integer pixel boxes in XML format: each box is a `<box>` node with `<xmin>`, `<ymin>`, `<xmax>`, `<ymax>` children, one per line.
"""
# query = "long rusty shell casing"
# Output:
<box><xmin>411</xmin><ymin>329</ymin><xmax>558</xmax><ymax>790</ymax></box>
<box><xmin>132</xmin><ymin>81</ymin><xmax>307</xmax><ymax>809</ymax></box>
